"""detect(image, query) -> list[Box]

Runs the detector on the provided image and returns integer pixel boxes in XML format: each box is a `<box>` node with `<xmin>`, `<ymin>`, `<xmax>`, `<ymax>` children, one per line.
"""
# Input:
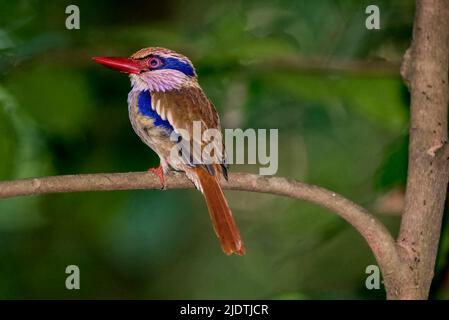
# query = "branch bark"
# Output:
<box><xmin>0</xmin><ymin>171</ymin><xmax>402</xmax><ymax>294</ymax></box>
<box><xmin>397</xmin><ymin>0</ymin><xmax>449</xmax><ymax>299</ymax></box>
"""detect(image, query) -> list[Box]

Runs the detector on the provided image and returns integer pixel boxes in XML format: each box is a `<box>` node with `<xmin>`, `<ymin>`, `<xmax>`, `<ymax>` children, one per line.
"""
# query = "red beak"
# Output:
<box><xmin>92</xmin><ymin>56</ymin><xmax>143</xmax><ymax>74</ymax></box>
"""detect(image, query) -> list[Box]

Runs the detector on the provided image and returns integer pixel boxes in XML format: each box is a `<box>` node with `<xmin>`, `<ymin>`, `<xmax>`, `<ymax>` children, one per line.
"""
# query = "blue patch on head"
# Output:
<box><xmin>159</xmin><ymin>57</ymin><xmax>195</xmax><ymax>77</ymax></box>
<box><xmin>138</xmin><ymin>90</ymin><xmax>174</xmax><ymax>133</ymax></box>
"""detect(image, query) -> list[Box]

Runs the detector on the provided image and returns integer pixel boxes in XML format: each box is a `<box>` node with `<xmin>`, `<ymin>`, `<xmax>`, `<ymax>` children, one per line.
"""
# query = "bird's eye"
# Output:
<box><xmin>148</xmin><ymin>57</ymin><xmax>162</xmax><ymax>68</ymax></box>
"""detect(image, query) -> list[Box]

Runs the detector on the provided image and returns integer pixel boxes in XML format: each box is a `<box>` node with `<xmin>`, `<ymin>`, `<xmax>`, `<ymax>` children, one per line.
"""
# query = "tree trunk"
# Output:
<box><xmin>394</xmin><ymin>0</ymin><xmax>449</xmax><ymax>299</ymax></box>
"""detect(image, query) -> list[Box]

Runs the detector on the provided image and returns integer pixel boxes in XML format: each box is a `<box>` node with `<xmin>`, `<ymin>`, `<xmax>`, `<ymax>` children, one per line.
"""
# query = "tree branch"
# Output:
<box><xmin>397</xmin><ymin>0</ymin><xmax>449</xmax><ymax>299</ymax></box>
<box><xmin>0</xmin><ymin>171</ymin><xmax>402</xmax><ymax>292</ymax></box>
<box><xmin>257</xmin><ymin>56</ymin><xmax>400</xmax><ymax>76</ymax></box>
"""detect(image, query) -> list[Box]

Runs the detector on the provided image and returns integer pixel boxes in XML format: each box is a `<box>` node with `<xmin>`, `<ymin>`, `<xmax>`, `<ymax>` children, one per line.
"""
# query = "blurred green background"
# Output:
<box><xmin>1</xmin><ymin>0</ymin><xmax>448</xmax><ymax>299</ymax></box>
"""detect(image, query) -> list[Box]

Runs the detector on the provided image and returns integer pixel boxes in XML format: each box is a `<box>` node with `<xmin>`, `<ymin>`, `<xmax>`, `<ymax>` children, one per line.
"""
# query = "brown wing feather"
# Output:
<box><xmin>151</xmin><ymin>87</ymin><xmax>225</xmax><ymax>172</ymax></box>
<box><xmin>152</xmin><ymin>86</ymin><xmax>219</xmax><ymax>131</ymax></box>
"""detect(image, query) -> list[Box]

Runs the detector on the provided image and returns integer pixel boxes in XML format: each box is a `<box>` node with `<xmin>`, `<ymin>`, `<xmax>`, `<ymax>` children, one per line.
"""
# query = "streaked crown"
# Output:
<box><xmin>131</xmin><ymin>47</ymin><xmax>196</xmax><ymax>78</ymax></box>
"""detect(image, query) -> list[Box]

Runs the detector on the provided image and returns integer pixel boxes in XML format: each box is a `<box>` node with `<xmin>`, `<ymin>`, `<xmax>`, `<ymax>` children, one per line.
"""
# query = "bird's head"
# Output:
<box><xmin>93</xmin><ymin>47</ymin><xmax>197</xmax><ymax>92</ymax></box>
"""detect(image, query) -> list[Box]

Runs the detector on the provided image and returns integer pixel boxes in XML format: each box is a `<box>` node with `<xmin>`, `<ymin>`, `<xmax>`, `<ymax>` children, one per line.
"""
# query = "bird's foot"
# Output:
<box><xmin>148</xmin><ymin>165</ymin><xmax>166</xmax><ymax>190</ymax></box>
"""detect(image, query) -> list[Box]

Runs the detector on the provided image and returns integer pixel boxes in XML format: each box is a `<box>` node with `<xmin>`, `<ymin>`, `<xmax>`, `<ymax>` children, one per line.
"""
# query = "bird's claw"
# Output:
<box><xmin>148</xmin><ymin>165</ymin><xmax>166</xmax><ymax>190</ymax></box>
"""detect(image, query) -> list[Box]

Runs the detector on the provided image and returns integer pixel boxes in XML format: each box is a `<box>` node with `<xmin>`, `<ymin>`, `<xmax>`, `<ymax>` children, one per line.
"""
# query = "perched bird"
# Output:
<box><xmin>93</xmin><ymin>47</ymin><xmax>245</xmax><ymax>255</ymax></box>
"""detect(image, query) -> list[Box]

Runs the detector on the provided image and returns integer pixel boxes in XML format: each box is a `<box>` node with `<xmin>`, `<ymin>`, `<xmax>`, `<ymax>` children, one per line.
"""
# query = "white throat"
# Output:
<box><xmin>130</xmin><ymin>69</ymin><xmax>189</xmax><ymax>93</ymax></box>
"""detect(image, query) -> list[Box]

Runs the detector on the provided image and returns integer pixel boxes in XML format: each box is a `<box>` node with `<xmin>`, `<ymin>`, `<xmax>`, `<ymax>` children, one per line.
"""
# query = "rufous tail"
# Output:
<box><xmin>190</xmin><ymin>167</ymin><xmax>245</xmax><ymax>256</ymax></box>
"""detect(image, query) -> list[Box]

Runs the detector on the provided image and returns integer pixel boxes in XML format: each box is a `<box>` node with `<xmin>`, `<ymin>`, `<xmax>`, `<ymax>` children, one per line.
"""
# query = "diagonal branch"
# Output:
<box><xmin>0</xmin><ymin>171</ymin><xmax>402</xmax><ymax>294</ymax></box>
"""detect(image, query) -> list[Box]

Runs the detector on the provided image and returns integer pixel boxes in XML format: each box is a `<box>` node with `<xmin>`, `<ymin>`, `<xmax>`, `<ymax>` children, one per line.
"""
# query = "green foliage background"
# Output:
<box><xmin>0</xmin><ymin>0</ymin><xmax>448</xmax><ymax>299</ymax></box>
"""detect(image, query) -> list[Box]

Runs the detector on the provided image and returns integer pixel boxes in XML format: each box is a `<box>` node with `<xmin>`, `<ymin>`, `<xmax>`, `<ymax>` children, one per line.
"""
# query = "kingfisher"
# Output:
<box><xmin>92</xmin><ymin>47</ymin><xmax>245</xmax><ymax>255</ymax></box>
